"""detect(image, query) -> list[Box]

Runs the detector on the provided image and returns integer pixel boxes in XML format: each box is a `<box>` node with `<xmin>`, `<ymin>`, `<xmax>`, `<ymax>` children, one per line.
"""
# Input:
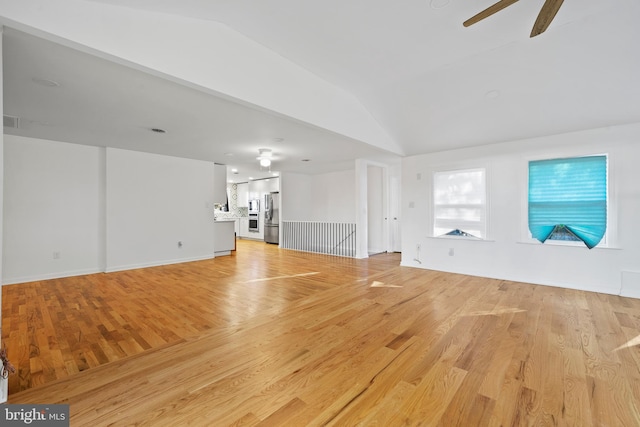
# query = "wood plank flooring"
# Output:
<box><xmin>3</xmin><ymin>239</ymin><xmax>640</xmax><ymax>426</ymax></box>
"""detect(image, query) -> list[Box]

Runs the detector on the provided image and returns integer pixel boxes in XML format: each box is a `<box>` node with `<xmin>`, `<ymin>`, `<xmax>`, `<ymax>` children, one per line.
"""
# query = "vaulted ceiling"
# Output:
<box><xmin>2</xmin><ymin>0</ymin><xmax>639</xmax><ymax>180</ymax></box>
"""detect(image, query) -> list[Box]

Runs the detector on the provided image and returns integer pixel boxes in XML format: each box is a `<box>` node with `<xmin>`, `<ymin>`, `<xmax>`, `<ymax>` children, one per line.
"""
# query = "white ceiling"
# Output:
<box><xmin>4</xmin><ymin>0</ymin><xmax>640</xmax><ymax>181</ymax></box>
<box><xmin>3</xmin><ymin>29</ymin><xmax>398</xmax><ymax>183</ymax></box>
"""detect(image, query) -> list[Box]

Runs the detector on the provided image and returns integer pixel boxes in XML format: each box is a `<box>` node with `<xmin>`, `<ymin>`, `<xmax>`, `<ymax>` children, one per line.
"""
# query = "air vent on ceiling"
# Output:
<box><xmin>3</xmin><ymin>115</ymin><xmax>20</xmax><ymax>129</ymax></box>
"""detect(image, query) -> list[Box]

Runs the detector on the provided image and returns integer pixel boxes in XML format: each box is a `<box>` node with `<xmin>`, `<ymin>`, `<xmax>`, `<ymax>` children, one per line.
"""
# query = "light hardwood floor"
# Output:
<box><xmin>3</xmin><ymin>239</ymin><xmax>640</xmax><ymax>426</ymax></box>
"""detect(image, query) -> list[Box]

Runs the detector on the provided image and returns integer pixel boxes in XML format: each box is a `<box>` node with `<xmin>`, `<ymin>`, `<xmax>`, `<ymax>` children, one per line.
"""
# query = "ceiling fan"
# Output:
<box><xmin>464</xmin><ymin>0</ymin><xmax>565</xmax><ymax>37</ymax></box>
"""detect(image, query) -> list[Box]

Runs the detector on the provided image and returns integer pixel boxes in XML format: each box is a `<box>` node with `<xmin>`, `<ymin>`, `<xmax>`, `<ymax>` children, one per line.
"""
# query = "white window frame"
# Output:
<box><xmin>430</xmin><ymin>165</ymin><xmax>489</xmax><ymax>240</ymax></box>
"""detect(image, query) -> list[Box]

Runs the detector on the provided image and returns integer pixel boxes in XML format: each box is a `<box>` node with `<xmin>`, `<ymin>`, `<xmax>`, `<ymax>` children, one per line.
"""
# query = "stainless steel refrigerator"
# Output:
<box><xmin>264</xmin><ymin>192</ymin><xmax>279</xmax><ymax>244</ymax></box>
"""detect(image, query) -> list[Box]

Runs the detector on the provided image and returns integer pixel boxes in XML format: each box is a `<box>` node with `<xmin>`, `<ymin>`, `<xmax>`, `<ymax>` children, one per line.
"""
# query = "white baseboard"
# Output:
<box><xmin>399</xmin><ymin>261</ymin><xmax>624</xmax><ymax>297</ymax></box>
<box><xmin>104</xmin><ymin>254</ymin><xmax>215</xmax><ymax>273</ymax></box>
<box><xmin>621</xmin><ymin>271</ymin><xmax>640</xmax><ymax>299</ymax></box>
<box><xmin>2</xmin><ymin>255</ymin><xmax>216</xmax><ymax>285</ymax></box>
<box><xmin>2</xmin><ymin>268</ymin><xmax>103</xmax><ymax>286</ymax></box>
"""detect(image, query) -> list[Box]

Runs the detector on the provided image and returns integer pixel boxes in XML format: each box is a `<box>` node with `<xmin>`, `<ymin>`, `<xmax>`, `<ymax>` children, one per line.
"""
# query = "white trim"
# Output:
<box><xmin>516</xmin><ymin>240</ymin><xmax>621</xmax><ymax>250</ymax></box>
<box><xmin>2</xmin><ymin>268</ymin><xmax>103</xmax><ymax>286</ymax></box>
<box><xmin>427</xmin><ymin>236</ymin><xmax>496</xmax><ymax>243</ymax></box>
<box><xmin>399</xmin><ymin>264</ymin><xmax>623</xmax><ymax>297</ymax></box>
<box><xmin>104</xmin><ymin>254</ymin><xmax>215</xmax><ymax>273</ymax></box>
<box><xmin>429</xmin><ymin>163</ymin><xmax>490</xmax><ymax>240</ymax></box>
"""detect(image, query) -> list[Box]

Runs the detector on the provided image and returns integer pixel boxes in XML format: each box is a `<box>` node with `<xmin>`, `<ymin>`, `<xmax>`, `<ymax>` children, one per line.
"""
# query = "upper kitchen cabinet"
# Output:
<box><xmin>213</xmin><ymin>164</ymin><xmax>227</xmax><ymax>205</ymax></box>
<box><xmin>237</xmin><ymin>182</ymin><xmax>248</xmax><ymax>208</ymax></box>
<box><xmin>248</xmin><ymin>179</ymin><xmax>265</xmax><ymax>201</ymax></box>
<box><xmin>248</xmin><ymin>177</ymin><xmax>279</xmax><ymax>200</ymax></box>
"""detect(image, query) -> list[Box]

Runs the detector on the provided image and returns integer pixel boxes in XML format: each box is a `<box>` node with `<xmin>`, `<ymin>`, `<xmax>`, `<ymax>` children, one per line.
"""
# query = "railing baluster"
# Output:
<box><xmin>281</xmin><ymin>221</ymin><xmax>356</xmax><ymax>258</ymax></box>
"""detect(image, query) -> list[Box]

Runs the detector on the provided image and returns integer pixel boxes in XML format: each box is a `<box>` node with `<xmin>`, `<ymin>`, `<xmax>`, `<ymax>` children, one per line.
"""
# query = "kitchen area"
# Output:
<box><xmin>213</xmin><ymin>169</ymin><xmax>280</xmax><ymax>255</ymax></box>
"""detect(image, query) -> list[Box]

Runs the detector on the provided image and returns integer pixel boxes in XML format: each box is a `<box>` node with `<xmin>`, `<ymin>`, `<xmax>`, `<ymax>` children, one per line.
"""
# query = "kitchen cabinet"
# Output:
<box><xmin>237</xmin><ymin>182</ymin><xmax>248</xmax><ymax>208</ymax></box>
<box><xmin>213</xmin><ymin>164</ymin><xmax>227</xmax><ymax>205</ymax></box>
<box><xmin>248</xmin><ymin>179</ymin><xmax>265</xmax><ymax>201</ymax></box>
<box><xmin>248</xmin><ymin>177</ymin><xmax>279</xmax><ymax>201</ymax></box>
<box><xmin>239</xmin><ymin>217</ymin><xmax>250</xmax><ymax>238</ymax></box>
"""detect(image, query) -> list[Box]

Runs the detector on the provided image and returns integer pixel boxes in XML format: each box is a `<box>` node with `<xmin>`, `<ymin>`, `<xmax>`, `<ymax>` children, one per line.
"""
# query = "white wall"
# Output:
<box><xmin>281</xmin><ymin>170</ymin><xmax>356</xmax><ymax>223</ymax></box>
<box><xmin>281</xmin><ymin>172</ymin><xmax>311</xmax><ymax>222</ymax></box>
<box><xmin>105</xmin><ymin>148</ymin><xmax>215</xmax><ymax>272</ymax></box>
<box><xmin>309</xmin><ymin>170</ymin><xmax>356</xmax><ymax>222</ymax></box>
<box><xmin>3</xmin><ymin>136</ymin><xmax>103</xmax><ymax>284</ymax></box>
<box><xmin>401</xmin><ymin>123</ymin><xmax>640</xmax><ymax>296</ymax></box>
<box><xmin>2</xmin><ymin>137</ymin><xmax>218</xmax><ymax>283</ymax></box>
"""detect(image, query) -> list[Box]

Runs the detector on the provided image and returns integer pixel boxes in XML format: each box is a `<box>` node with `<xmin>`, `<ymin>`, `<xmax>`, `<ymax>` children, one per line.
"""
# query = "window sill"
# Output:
<box><xmin>428</xmin><ymin>236</ymin><xmax>495</xmax><ymax>243</ymax></box>
<box><xmin>516</xmin><ymin>240</ymin><xmax>622</xmax><ymax>250</ymax></box>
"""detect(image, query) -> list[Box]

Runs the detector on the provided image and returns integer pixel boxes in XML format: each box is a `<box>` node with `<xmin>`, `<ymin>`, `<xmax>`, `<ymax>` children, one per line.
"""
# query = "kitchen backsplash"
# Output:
<box><xmin>214</xmin><ymin>183</ymin><xmax>248</xmax><ymax>219</ymax></box>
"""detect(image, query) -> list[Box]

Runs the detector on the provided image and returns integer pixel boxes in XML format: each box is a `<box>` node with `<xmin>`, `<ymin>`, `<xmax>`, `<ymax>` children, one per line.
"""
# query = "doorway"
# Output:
<box><xmin>367</xmin><ymin>165</ymin><xmax>385</xmax><ymax>255</ymax></box>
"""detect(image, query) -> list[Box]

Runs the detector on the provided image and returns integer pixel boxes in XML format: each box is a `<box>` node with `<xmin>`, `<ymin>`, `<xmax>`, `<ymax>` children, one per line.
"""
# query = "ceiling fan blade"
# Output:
<box><xmin>530</xmin><ymin>0</ymin><xmax>565</xmax><ymax>37</ymax></box>
<box><xmin>463</xmin><ymin>0</ymin><xmax>519</xmax><ymax>27</ymax></box>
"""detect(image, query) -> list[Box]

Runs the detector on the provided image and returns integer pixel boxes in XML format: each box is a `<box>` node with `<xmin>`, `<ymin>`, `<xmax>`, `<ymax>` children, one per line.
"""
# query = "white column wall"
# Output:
<box><xmin>2</xmin><ymin>137</ymin><xmax>217</xmax><ymax>283</ymax></box>
<box><xmin>105</xmin><ymin>148</ymin><xmax>216</xmax><ymax>272</ymax></box>
<box><xmin>3</xmin><ymin>136</ymin><xmax>103</xmax><ymax>284</ymax></box>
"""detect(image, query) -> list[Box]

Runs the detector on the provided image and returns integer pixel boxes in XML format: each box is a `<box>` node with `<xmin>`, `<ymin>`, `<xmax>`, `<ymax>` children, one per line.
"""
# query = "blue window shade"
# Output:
<box><xmin>528</xmin><ymin>156</ymin><xmax>607</xmax><ymax>249</ymax></box>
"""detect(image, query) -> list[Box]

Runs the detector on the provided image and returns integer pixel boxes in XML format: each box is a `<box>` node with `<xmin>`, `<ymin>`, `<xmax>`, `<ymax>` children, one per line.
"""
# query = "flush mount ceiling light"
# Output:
<box><xmin>485</xmin><ymin>89</ymin><xmax>501</xmax><ymax>100</ymax></box>
<box><xmin>257</xmin><ymin>148</ymin><xmax>273</xmax><ymax>168</ymax></box>
<box><xmin>32</xmin><ymin>77</ymin><xmax>60</xmax><ymax>87</ymax></box>
<box><xmin>430</xmin><ymin>0</ymin><xmax>451</xmax><ymax>9</ymax></box>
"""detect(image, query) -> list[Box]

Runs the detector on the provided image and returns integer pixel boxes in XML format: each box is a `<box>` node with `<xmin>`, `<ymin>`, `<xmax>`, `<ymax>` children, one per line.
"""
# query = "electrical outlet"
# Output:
<box><xmin>416</xmin><ymin>244</ymin><xmax>421</xmax><ymax>252</ymax></box>
<box><xmin>448</xmin><ymin>248</ymin><xmax>454</xmax><ymax>256</ymax></box>
<box><xmin>178</xmin><ymin>241</ymin><xmax>183</xmax><ymax>248</ymax></box>
<box><xmin>53</xmin><ymin>251</ymin><xmax>61</xmax><ymax>260</ymax></box>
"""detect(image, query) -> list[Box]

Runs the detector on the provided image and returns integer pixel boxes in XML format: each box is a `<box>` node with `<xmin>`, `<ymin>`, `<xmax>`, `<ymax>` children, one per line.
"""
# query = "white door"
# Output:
<box><xmin>367</xmin><ymin>165</ymin><xmax>385</xmax><ymax>255</ymax></box>
<box><xmin>389</xmin><ymin>175</ymin><xmax>401</xmax><ymax>252</ymax></box>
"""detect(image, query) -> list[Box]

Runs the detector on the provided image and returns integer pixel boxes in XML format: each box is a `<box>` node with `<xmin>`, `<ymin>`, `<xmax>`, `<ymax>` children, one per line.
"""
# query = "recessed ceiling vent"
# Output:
<box><xmin>3</xmin><ymin>115</ymin><xmax>20</xmax><ymax>129</ymax></box>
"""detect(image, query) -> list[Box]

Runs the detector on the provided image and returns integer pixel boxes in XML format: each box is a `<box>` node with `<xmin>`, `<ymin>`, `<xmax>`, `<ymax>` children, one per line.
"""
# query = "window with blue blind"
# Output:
<box><xmin>528</xmin><ymin>155</ymin><xmax>607</xmax><ymax>249</ymax></box>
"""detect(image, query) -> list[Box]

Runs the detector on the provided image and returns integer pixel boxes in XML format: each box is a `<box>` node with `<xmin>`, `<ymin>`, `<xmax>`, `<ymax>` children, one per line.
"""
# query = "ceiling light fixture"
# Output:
<box><xmin>430</xmin><ymin>0</ymin><xmax>451</xmax><ymax>10</ymax></box>
<box><xmin>32</xmin><ymin>77</ymin><xmax>60</xmax><ymax>87</ymax></box>
<box><xmin>485</xmin><ymin>90</ymin><xmax>501</xmax><ymax>100</ymax></box>
<box><xmin>257</xmin><ymin>148</ymin><xmax>273</xmax><ymax>168</ymax></box>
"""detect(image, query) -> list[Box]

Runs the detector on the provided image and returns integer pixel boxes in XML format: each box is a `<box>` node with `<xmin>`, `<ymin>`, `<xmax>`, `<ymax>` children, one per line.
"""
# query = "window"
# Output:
<box><xmin>528</xmin><ymin>155</ymin><xmax>607</xmax><ymax>249</ymax></box>
<box><xmin>433</xmin><ymin>168</ymin><xmax>486</xmax><ymax>238</ymax></box>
